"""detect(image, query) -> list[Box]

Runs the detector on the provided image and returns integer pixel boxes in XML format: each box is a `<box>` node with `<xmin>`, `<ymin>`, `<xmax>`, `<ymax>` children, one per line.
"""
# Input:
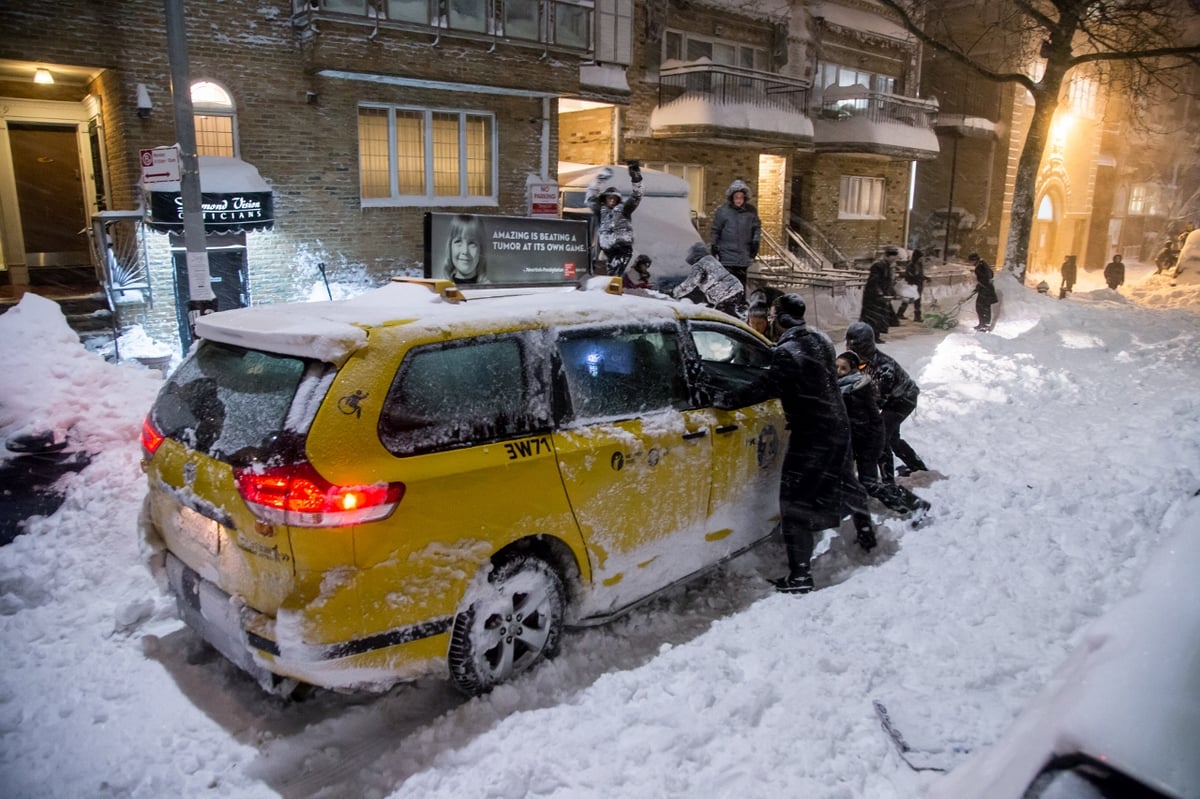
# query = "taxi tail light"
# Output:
<box><xmin>141</xmin><ymin>415</ymin><xmax>166</xmax><ymax>458</ymax></box>
<box><xmin>234</xmin><ymin>461</ymin><xmax>404</xmax><ymax>528</ymax></box>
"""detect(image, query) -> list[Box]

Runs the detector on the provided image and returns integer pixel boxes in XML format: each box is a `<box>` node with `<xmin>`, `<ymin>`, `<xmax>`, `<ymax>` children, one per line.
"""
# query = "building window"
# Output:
<box><xmin>359</xmin><ymin>105</ymin><xmax>496</xmax><ymax>206</ymax></box>
<box><xmin>642</xmin><ymin>162</ymin><xmax>705</xmax><ymax>218</ymax></box>
<box><xmin>593</xmin><ymin>0</ymin><xmax>632</xmax><ymax>65</ymax></box>
<box><xmin>1068</xmin><ymin>75</ymin><xmax>1098</xmax><ymax>119</ymax></box>
<box><xmin>817</xmin><ymin>62</ymin><xmax>896</xmax><ymax>111</ymax></box>
<box><xmin>1127</xmin><ymin>183</ymin><xmax>1162</xmax><ymax>217</ymax></box>
<box><xmin>663</xmin><ymin>29</ymin><xmax>768</xmax><ymax>70</ymax></box>
<box><xmin>839</xmin><ymin>176</ymin><xmax>885</xmax><ymax>219</ymax></box>
<box><xmin>316</xmin><ymin>0</ymin><xmax>591</xmax><ymax>50</ymax></box>
<box><xmin>191</xmin><ymin>81</ymin><xmax>236</xmax><ymax>157</ymax></box>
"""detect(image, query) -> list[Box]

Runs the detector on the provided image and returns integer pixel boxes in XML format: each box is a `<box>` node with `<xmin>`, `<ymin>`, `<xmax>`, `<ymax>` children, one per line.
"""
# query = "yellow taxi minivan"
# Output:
<box><xmin>140</xmin><ymin>277</ymin><xmax>785</xmax><ymax>695</ymax></box>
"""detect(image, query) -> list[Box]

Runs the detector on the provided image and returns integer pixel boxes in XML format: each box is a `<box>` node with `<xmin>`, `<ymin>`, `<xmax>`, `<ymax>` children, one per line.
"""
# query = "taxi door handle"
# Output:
<box><xmin>682</xmin><ymin>430</ymin><xmax>708</xmax><ymax>441</ymax></box>
<box><xmin>715</xmin><ymin>425</ymin><xmax>739</xmax><ymax>434</ymax></box>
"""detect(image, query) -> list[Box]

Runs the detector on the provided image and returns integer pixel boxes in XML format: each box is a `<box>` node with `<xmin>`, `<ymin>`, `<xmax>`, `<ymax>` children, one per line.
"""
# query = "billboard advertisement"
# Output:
<box><xmin>424</xmin><ymin>212</ymin><xmax>591</xmax><ymax>286</ymax></box>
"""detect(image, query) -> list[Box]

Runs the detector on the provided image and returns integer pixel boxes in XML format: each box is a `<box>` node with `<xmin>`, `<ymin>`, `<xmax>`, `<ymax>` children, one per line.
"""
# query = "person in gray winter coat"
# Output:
<box><xmin>845</xmin><ymin>322</ymin><xmax>930</xmax><ymax>485</ymax></box>
<box><xmin>673</xmin><ymin>242</ymin><xmax>749</xmax><ymax>319</ymax></box>
<box><xmin>586</xmin><ymin>162</ymin><xmax>643</xmax><ymax>276</ymax></box>
<box><xmin>709</xmin><ymin>179</ymin><xmax>762</xmax><ymax>288</ymax></box>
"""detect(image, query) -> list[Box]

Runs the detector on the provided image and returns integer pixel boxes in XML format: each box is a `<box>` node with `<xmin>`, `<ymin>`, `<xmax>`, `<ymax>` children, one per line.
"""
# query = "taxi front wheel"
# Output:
<box><xmin>448</xmin><ymin>554</ymin><xmax>566</xmax><ymax>696</ymax></box>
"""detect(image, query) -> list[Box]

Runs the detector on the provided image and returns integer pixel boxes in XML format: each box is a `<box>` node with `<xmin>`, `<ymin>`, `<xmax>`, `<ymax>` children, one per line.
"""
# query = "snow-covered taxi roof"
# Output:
<box><xmin>194</xmin><ymin>277</ymin><xmax>727</xmax><ymax>363</ymax></box>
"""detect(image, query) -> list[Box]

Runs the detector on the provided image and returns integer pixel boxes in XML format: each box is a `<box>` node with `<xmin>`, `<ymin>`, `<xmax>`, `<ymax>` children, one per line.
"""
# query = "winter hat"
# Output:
<box><xmin>884</xmin><ymin>246</ymin><xmax>899</xmax><ymax>256</ymax></box>
<box><xmin>845</xmin><ymin>321</ymin><xmax>877</xmax><ymax>358</ymax></box>
<box><xmin>773</xmin><ymin>294</ymin><xmax>807</xmax><ymax>329</ymax></box>
<box><xmin>686</xmin><ymin>241</ymin><xmax>710</xmax><ymax>265</ymax></box>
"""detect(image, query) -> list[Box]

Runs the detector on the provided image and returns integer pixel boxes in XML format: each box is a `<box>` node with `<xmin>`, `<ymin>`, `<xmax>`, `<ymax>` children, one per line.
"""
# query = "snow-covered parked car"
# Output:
<box><xmin>928</xmin><ymin>496</ymin><xmax>1200</xmax><ymax>799</ymax></box>
<box><xmin>139</xmin><ymin>277</ymin><xmax>785</xmax><ymax>695</ymax></box>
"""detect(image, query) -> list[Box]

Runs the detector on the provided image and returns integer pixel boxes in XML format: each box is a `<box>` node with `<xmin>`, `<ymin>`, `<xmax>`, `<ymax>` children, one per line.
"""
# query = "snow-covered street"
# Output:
<box><xmin>1</xmin><ymin>261</ymin><xmax>1198</xmax><ymax>798</ymax></box>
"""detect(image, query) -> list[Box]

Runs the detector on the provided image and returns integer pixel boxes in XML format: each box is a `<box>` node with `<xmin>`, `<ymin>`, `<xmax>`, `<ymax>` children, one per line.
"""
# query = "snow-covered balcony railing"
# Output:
<box><xmin>294</xmin><ymin>0</ymin><xmax>592</xmax><ymax>53</ymax></box>
<box><xmin>651</xmin><ymin>61</ymin><xmax>813</xmax><ymax>146</ymax></box>
<box><xmin>813</xmin><ymin>85</ymin><xmax>940</xmax><ymax>159</ymax></box>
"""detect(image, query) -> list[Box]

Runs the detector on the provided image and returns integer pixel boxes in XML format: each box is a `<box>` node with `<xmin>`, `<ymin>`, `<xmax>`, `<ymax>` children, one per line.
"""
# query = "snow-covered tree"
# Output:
<box><xmin>877</xmin><ymin>0</ymin><xmax>1200</xmax><ymax>281</ymax></box>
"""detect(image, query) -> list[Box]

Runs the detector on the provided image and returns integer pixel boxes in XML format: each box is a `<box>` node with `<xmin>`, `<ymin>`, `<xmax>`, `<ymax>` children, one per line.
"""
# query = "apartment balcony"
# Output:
<box><xmin>927</xmin><ymin>75</ymin><xmax>1002</xmax><ymax>138</ymax></box>
<box><xmin>650</xmin><ymin>62</ymin><xmax>814</xmax><ymax>148</ymax></box>
<box><xmin>812</xmin><ymin>87</ymin><xmax>941</xmax><ymax>159</ymax></box>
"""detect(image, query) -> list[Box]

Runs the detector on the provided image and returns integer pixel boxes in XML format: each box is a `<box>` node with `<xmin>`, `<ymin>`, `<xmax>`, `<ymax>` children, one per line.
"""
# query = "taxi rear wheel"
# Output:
<box><xmin>448</xmin><ymin>554</ymin><xmax>565</xmax><ymax>696</ymax></box>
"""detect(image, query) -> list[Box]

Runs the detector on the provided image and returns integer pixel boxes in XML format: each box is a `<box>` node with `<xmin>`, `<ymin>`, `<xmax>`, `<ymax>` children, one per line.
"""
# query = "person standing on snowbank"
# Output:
<box><xmin>1104</xmin><ymin>254</ymin><xmax>1125</xmax><ymax>291</ymax></box>
<box><xmin>709</xmin><ymin>179</ymin><xmax>761</xmax><ymax>289</ymax></box>
<box><xmin>586</xmin><ymin>162</ymin><xmax>643</xmax><ymax>276</ymax></box>
<box><xmin>968</xmin><ymin>252</ymin><xmax>998</xmax><ymax>332</ymax></box>
<box><xmin>1060</xmin><ymin>255</ymin><xmax>1077</xmax><ymax>298</ymax></box>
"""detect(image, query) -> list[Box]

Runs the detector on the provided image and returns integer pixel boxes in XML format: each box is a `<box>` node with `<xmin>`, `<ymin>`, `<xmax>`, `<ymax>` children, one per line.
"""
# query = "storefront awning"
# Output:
<box><xmin>145</xmin><ymin>156</ymin><xmax>274</xmax><ymax>234</ymax></box>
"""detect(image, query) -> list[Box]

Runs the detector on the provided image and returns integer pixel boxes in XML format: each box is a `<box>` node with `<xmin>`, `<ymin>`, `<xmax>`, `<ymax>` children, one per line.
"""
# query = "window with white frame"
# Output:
<box><xmin>839</xmin><ymin>175</ymin><xmax>886</xmax><ymax>219</ymax></box>
<box><xmin>1127</xmin><ymin>183</ymin><xmax>1162</xmax><ymax>217</ymax></box>
<box><xmin>663</xmin><ymin>29</ymin><xmax>768</xmax><ymax>70</ymax></box>
<box><xmin>192</xmin><ymin>81</ymin><xmax>237</xmax><ymax>157</ymax></box>
<box><xmin>642</xmin><ymin>162</ymin><xmax>705</xmax><ymax>218</ymax></box>
<box><xmin>358</xmin><ymin>105</ymin><xmax>496</xmax><ymax>205</ymax></box>
<box><xmin>817</xmin><ymin>62</ymin><xmax>896</xmax><ymax>111</ymax></box>
<box><xmin>593</xmin><ymin>0</ymin><xmax>632</xmax><ymax>65</ymax></box>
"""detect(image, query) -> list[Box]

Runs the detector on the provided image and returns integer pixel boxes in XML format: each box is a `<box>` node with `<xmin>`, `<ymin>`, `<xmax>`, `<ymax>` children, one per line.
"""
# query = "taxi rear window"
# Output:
<box><xmin>151</xmin><ymin>342</ymin><xmax>322</xmax><ymax>462</ymax></box>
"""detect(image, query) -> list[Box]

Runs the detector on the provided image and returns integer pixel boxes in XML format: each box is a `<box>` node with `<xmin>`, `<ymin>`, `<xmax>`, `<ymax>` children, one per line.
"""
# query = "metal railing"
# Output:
<box><xmin>658</xmin><ymin>63</ymin><xmax>811</xmax><ymax>116</ymax></box>
<box><xmin>90</xmin><ymin>210</ymin><xmax>153</xmax><ymax>314</ymax></box>
<box><xmin>817</xmin><ymin>90</ymin><xmax>938</xmax><ymax>128</ymax></box>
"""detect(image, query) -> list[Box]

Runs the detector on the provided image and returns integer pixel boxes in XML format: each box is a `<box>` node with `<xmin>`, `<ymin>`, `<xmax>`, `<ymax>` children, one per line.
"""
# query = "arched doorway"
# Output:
<box><xmin>1030</xmin><ymin>188</ymin><xmax>1062</xmax><ymax>276</ymax></box>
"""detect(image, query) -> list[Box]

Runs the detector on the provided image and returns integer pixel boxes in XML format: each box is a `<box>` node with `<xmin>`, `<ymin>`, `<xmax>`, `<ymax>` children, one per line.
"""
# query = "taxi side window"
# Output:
<box><xmin>379</xmin><ymin>334</ymin><xmax>547</xmax><ymax>456</ymax></box>
<box><xmin>555</xmin><ymin>328</ymin><xmax>690</xmax><ymax>422</ymax></box>
<box><xmin>689</xmin><ymin>325</ymin><xmax>773</xmax><ymax>409</ymax></box>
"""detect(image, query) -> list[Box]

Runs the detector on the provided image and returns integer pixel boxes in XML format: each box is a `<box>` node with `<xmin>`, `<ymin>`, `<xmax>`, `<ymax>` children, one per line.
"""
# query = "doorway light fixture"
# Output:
<box><xmin>34</xmin><ymin>68</ymin><xmax>55</xmax><ymax>85</ymax></box>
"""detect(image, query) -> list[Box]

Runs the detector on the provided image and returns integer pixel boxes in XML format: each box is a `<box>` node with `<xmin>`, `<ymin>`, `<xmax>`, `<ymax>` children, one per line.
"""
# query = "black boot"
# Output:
<box><xmin>853</xmin><ymin>513</ymin><xmax>877</xmax><ymax>552</ymax></box>
<box><xmin>770</xmin><ymin>565</ymin><xmax>814</xmax><ymax>594</ymax></box>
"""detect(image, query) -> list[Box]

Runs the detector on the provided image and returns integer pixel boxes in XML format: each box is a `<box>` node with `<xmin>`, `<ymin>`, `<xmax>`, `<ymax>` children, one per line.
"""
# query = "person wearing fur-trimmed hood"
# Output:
<box><xmin>709</xmin><ymin>179</ymin><xmax>761</xmax><ymax>288</ymax></box>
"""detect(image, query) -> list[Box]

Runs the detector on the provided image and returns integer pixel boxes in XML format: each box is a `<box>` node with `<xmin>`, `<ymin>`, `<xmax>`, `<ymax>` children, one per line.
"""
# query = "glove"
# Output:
<box><xmin>627</xmin><ymin>160</ymin><xmax>642</xmax><ymax>183</ymax></box>
<box><xmin>598</xmin><ymin>167</ymin><xmax>613</xmax><ymax>181</ymax></box>
<box><xmin>711</xmin><ymin>244</ymin><xmax>720</xmax><ymax>258</ymax></box>
<box><xmin>749</xmin><ymin>242</ymin><xmax>759</xmax><ymax>259</ymax></box>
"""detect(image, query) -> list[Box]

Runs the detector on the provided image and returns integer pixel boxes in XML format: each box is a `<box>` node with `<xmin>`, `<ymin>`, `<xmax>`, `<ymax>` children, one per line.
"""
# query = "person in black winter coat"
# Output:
<box><xmin>1060</xmin><ymin>255</ymin><xmax>1077</xmax><ymax>297</ymax></box>
<box><xmin>709</xmin><ymin>179</ymin><xmax>762</xmax><ymax>289</ymax></box>
<box><xmin>845</xmin><ymin>322</ymin><xmax>931</xmax><ymax>486</ymax></box>
<box><xmin>968</xmin><ymin>252</ymin><xmax>998</xmax><ymax>331</ymax></box>
<box><xmin>860</xmin><ymin>252</ymin><xmax>897</xmax><ymax>340</ymax></box>
<box><xmin>586</xmin><ymin>162</ymin><xmax>644</xmax><ymax>276</ymax></box>
<box><xmin>766</xmin><ymin>295</ymin><xmax>875</xmax><ymax>594</ymax></box>
<box><xmin>1104</xmin><ymin>254</ymin><xmax>1125</xmax><ymax>291</ymax></box>
<box><xmin>836</xmin><ymin>352</ymin><xmax>930</xmax><ymax>517</ymax></box>
<box><xmin>896</xmin><ymin>249</ymin><xmax>927</xmax><ymax>322</ymax></box>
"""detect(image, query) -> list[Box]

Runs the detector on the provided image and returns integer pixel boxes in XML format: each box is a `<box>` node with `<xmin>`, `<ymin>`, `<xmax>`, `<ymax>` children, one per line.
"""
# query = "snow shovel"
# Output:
<box><xmin>923</xmin><ymin>291</ymin><xmax>974</xmax><ymax>330</ymax></box>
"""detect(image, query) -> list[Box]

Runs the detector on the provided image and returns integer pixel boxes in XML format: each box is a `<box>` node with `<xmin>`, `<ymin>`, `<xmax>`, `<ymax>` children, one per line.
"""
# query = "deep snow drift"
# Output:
<box><xmin>0</xmin><ymin>261</ymin><xmax>1197</xmax><ymax>798</ymax></box>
